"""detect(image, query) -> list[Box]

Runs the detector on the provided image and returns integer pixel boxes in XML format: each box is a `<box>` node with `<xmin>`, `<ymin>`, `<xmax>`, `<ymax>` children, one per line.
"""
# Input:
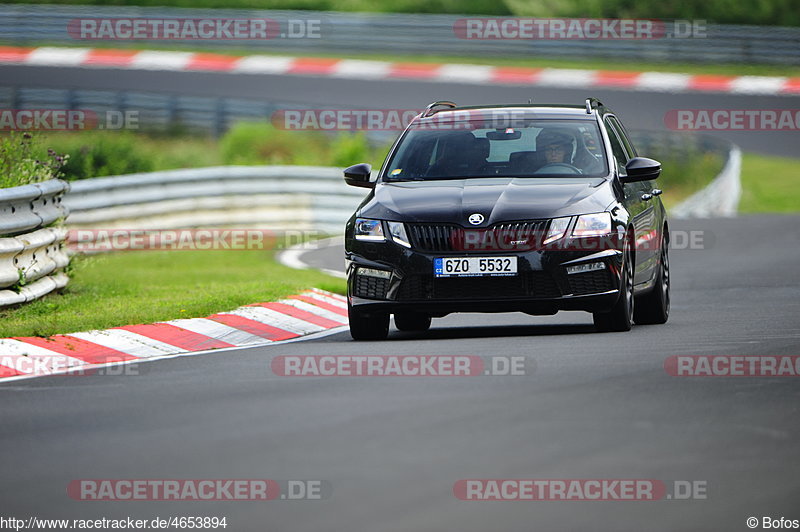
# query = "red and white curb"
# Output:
<box><xmin>2</xmin><ymin>46</ymin><xmax>799</xmax><ymax>96</ymax></box>
<box><xmin>0</xmin><ymin>288</ymin><xmax>348</xmax><ymax>382</ymax></box>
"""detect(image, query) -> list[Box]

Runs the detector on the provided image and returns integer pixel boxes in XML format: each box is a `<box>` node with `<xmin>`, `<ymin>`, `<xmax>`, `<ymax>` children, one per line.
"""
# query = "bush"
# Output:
<box><xmin>330</xmin><ymin>131</ymin><xmax>372</xmax><ymax>167</ymax></box>
<box><xmin>4</xmin><ymin>125</ymin><xmax>392</xmax><ymax>182</ymax></box>
<box><xmin>44</xmin><ymin>131</ymin><xmax>155</xmax><ymax>180</ymax></box>
<box><xmin>220</xmin><ymin>121</ymin><xmax>392</xmax><ymax>168</ymax></box>
<box><xmin>220</xmin><ymin>122</ymin><xmax>329</xmax><ymax>165</ymax></box>
<box><xmin>0</xmin><ymin>132</ymin><xmax>67</xmax><ymax>188</ymax></box>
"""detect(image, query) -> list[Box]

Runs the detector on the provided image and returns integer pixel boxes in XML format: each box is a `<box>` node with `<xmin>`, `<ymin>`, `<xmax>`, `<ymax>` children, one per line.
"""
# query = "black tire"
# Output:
<box><xmin>634</xmin><ymin>235</ymin><xmax>670</xmax><ymax>325</ymax></box>
<box><xmin>593</xmin><ymin>244</ymin><xmax>634</xmax><ymax>332</ymax></box>
<box><xmin>394</xmin><ymin>312</ymin><xmax>432</xmax><ymax>332</ymax></box>
<box><xmin>348</xmin><ymin>302</ymin><xmax>389</xmax><ymax>341</ymax></box>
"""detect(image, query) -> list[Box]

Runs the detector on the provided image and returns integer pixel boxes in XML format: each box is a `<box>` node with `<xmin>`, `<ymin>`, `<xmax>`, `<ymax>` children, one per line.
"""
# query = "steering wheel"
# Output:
<box><xmin>533</xmin><ymin>163</ymin><xmax>583</xmax><ymax>175</ymax></box>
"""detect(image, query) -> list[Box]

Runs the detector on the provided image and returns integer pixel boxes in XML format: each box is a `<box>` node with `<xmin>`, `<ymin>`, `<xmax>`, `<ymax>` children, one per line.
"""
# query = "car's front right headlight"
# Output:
<box><xmin>354</xmin><ymin>218</ymin><xmax>385</xmax><ymax>241</ymax></box>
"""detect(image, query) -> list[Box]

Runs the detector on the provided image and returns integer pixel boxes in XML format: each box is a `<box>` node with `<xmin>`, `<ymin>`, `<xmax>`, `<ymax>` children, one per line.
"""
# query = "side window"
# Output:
<box><xmin>604</xmin><ymin>119</ymin><xmax>629</xmax><ymax>174</ymax></box>
<box><xmin>607</xmin><ymin>116</ymin><xmax>637</xmax><ymax>158</ymax></box>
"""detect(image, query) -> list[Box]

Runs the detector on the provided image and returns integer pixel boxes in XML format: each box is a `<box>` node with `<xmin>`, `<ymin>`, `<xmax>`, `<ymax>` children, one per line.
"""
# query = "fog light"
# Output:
<box><xmin>357</xmin><ymin>267</ymin><xmax>391</xmax><ymax>279</ymax></box>
<box><xmin>566</xmin><ymin>262</ymin><xmax>605</xmax><ymax>275</ymax></box>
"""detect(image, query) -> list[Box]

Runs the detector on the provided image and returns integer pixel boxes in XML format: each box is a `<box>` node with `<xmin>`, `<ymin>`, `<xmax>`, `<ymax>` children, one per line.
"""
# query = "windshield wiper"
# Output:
<box><xmin>383</xmin><ymin>176</ymin><xmax>426</xmax><ymax>182</ymax></box>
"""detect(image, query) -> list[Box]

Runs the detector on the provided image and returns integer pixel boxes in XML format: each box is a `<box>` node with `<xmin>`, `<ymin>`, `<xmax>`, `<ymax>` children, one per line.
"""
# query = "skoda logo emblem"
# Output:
<box><xmin>468</xmin><ymin>213</ymin><xmax>484</xmax><ymax>225</ymax></box>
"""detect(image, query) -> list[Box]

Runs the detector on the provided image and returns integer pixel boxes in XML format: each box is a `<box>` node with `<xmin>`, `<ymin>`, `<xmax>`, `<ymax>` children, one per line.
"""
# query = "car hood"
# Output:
<box><xmin>359</xmin><ymin>177</ymin><xmax>614</xmax><ymax>224</ymax></box>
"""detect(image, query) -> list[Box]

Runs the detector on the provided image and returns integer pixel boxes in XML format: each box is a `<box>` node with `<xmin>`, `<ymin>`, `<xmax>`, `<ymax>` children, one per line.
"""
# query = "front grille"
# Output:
<box><xmin>354</xmin><ymin>275</ymin><xmax>390</xmax><ymax>300</ymax></box>
<box><xmin>407</xmin><ymin>224</ymin><xmax>457</xmax><ymax>253</ymax></box>
<box><xmin>568</xmin><ymin>269</ymin><xmax>614</xmax><ymax>295</ymax></box>
<box><xmin>407</xmin><ymin>221</ymin><xmax>548</xmax><ymax>253</ymax></box>
<box><xmin>397</xmin><ymin>271</ymin><xmax>561</xmax><ymax>301</ymax></box>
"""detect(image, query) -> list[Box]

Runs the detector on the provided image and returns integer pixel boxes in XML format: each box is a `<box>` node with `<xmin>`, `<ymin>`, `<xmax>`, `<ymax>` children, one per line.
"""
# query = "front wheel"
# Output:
<box><xmin>593</xmin><ymin>245</ymin><xmax>634</xmax><ymax>332</ymax></box>
<box><xmin>348</xmin><ymin>302</ymin><xmax>389</xmax><ymax>341</ymax></box>
<box><xmin>634</xmin><ymin>235</ymin><xmax>670</xmax><ymax>325</ymax></box>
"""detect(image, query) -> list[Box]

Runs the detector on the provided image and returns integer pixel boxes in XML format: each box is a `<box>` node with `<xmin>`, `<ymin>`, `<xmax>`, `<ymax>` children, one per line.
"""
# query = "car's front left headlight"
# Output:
<box><xmin>387</xmin><ymin>222</ymin><xmax>411</xmax><ymax>248</ymax></box>
<box><xmin>572</xmin><ymin>212</ymin><xmax>612</xmax><ymax>238</ymax></box>
<box><xmin>354</xmin><ymin>218</ymin><xmax>385</xmax><ymax>241</ymax></box>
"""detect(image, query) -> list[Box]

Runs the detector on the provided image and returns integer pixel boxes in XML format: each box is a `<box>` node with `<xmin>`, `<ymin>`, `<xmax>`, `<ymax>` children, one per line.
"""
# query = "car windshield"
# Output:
<box><xmin>383</xmin><ymin>118</ymin><xmax>608</xmax><ymax>180</ymax></box>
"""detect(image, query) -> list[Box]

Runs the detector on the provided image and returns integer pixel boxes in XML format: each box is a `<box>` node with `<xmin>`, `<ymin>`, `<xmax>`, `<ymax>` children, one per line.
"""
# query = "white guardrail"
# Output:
<box><xmin>0</xmin><ymin>151</ymin><xmax>739</xmax><ymax>308</ymax></box>
<box><xmin>671</xmin><ymin>146</ymin><xmax>742</xmax><ymax>218</ymax></box>
<box><xmin>63</xmin><ymin>165</ymin><xmax>366</xmax><ymax>233</ymax></box>
<box><xmin>0</xmin><ymin>179</ymin><xmax>71</xmax><ymax>307</ymax></box>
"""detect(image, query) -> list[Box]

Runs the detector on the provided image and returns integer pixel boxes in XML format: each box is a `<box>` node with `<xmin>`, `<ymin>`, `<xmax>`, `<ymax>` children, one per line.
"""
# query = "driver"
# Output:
<box><xmin>536</xmin><ymin>128</ymin><xmax>575</xmax><ymax>165</ymax></box>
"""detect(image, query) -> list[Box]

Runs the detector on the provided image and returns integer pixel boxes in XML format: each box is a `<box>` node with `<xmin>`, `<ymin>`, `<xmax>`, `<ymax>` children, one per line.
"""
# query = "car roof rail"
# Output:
<box><xmin>422</xmin><ymin>101</ymin><xmax>457</xmax><ymax>117</ymax></box>
<box><xmin>585</xmin><ymin>98</ymin><xmax>603</xmax><ymax>114</ymax></box>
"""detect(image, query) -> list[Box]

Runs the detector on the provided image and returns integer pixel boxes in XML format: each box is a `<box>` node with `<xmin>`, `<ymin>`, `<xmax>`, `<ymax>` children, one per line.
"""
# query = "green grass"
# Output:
<box><xmin>739</xmin><ymin>152</ymin><xmax>800</xmax><ymax>213</ymax></box>
<box><xmin>0</xmin><ymin>249</ymin><xmax>345</xmax><ymax>338</ymax></box>
<box><xmin>20</xmin><ymin>41</ymin><xmax>800</xmax><ymax>78</ymax></box>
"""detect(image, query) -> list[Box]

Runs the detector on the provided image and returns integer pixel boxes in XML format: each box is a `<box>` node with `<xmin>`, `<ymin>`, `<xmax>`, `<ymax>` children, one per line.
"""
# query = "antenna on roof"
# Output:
<box><xmin>585</xmin><ymin>98</ymin><xmax>602</xmax><ymax>114</ymax></box>
<box><xmin>422</xmin><ymin>101</ymin><xmax>457</xmax><ymax>118</ymax></box>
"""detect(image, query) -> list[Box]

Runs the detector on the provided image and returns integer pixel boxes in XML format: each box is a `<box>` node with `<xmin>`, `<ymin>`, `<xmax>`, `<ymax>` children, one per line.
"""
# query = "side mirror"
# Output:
<box><xmin>344</xmin><ymin>163</ymin><xmax>374</xmax><ymax>189</ymax></box>
<box><xmin>623</xmin><ymin>157</ymin><xmax>661</xmax><ymax>183</ymax></box>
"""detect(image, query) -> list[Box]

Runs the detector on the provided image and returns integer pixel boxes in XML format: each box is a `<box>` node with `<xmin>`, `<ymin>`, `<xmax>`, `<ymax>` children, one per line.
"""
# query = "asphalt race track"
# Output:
<box><xmin>2</xmin><ymin>215</ymin><xmax>799</xmax><ymax>531</ymax></box>
<box><xmin>0</xmin><ymin>63</ymin><xmax>798</xmax><ymax>157</ymax></box>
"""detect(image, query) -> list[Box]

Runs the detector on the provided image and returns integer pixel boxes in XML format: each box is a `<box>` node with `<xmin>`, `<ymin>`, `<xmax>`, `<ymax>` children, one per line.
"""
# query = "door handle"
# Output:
<box><xmin>641</xmin><ymin>193</ymin><xmax>653</xmax><ymax>201</ymax></box>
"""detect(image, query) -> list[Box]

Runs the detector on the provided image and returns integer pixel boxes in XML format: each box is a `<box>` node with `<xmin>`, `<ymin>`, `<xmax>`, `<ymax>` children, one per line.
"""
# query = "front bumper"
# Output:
<box><xmin>345</xmin><ymin>239</ymin><xmax>624</xmax><ymax>316</ymax></box>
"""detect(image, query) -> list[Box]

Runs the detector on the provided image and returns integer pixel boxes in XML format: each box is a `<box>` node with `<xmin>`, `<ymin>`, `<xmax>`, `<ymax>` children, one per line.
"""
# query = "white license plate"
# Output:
<box><xmin>434</xmin><ymin>257</ymin><xmax>518</xmax><ymax>277</ymax></box>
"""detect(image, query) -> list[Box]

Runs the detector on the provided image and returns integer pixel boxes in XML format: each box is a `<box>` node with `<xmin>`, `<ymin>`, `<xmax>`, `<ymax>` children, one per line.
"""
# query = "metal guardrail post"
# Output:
<box><xmin>213</xmin><ymin>98</ymin><xmax>225</xmax><ymax>139</ymax></box>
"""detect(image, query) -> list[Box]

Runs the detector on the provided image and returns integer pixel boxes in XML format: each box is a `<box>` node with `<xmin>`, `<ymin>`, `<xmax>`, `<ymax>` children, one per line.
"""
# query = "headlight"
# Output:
<box><xmin>387</xmin><ymin>222</ymin><xmax>411</xmax><ymax>248</ymax></box>
<box><xmin>543</xmin><ymin>217</ymin><xmax>571</xmax><ymax>244</ymax></box>
<box><xmin>572</xmin><ymin>212</ymin><xmax>612</xmax><ymax>238</ymax></box>
<box><xmin>354</xmin><ymin>218</ymin><xmax>385</xmax><ymax>241</ymax></box>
